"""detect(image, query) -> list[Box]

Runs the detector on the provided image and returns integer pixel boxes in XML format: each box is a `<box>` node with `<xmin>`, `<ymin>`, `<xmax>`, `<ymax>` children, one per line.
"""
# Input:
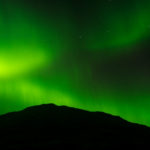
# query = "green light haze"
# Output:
<box><xmin>0</xmin><ymin>0</ymin><xmax>150</xmax><ymax>126</ymax></box>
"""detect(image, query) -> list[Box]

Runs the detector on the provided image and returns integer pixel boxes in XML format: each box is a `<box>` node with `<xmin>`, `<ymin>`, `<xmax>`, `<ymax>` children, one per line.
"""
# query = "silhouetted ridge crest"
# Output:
<box><xmin>0</xmin><ymin>103</ymin><xmax>149</xmax><ymax>149</ymax></box>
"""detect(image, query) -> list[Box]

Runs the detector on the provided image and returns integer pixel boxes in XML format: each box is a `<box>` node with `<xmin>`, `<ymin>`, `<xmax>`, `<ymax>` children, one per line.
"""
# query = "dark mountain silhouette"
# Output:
<box><xmin>0</xmin><ymin>104</ymin><xmax>150</xmax><ymax>149</ymax></box>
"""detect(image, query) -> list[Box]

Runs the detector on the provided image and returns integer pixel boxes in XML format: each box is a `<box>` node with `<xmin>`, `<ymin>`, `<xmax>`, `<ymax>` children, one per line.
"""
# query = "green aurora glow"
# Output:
<box><xmin>0</xmin><ymin>0</ymin><xmax>150</xmax><ymax>126</ymax></box>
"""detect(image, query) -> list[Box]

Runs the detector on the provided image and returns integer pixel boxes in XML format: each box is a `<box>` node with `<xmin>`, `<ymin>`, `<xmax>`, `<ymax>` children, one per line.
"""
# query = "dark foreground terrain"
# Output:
<box><xmin>0</xmin><ymin>104</ymin><xmax>150</xmax><ymax>149</ymax></box>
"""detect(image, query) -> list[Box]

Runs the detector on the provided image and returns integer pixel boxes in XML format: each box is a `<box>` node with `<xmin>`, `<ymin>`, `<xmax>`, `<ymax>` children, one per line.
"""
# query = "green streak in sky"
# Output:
<box><xmin>1</xmin><ymin>0</ymin><xmax>150</xmax><ymax>127</ymax></box>
<box><xmin>84</xmin><ymin>0</ymin><xmax>150</xmax><ymax>50</ymax></box>
<box><xmin>0</xmin><ymin>0</ymin><xmax>74</xmax><ymax>78</ymax></box>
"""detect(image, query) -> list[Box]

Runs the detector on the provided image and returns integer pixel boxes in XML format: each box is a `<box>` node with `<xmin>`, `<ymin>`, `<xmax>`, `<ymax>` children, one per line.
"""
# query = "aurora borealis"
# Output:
<box><xmin>1</xmin><ymin>0</ymin><xmax>150</xmax><ymax>126</ymax></box>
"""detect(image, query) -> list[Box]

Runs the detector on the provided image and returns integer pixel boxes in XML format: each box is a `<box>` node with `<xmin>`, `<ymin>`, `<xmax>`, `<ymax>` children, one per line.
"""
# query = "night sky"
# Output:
<box><xmin>0</xmin><ymin>0</ymin><xmax>150</xmax><ymax>126</ymax></box>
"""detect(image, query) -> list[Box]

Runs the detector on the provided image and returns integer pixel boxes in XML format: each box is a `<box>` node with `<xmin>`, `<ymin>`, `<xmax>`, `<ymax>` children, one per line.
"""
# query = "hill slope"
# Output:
<box><xmin>0</xmin><ymin>104</ymin><xmax>149</xmax><ymax>149</ymax></box>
